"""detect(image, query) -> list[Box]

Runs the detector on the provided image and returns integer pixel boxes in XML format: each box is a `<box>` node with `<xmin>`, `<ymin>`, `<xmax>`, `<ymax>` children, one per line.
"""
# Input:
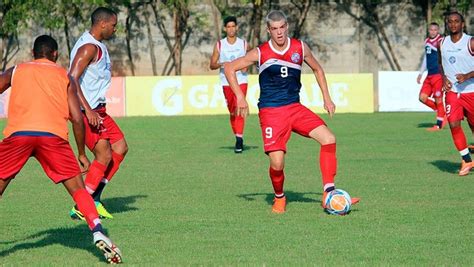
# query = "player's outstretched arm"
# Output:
<box><xmin>209</xmin><ymin>43</ymin><xmax>222</xmax><ymax>70</ymax></box>
<box><xmin>69</xmin><ymin>44</ymin><xmax>101</xmax><ymax>128</ymax></box>
<box><xmin>0</xmin><ymin>67</ymin><xmax>14</xmax><ymax>94</ymax></box>
<box><xmin>224</xmin><ymin>48</ymin><xmax>258</xmax><ymax>117</ymax></box>
<box><xmin>67</xmin><ymin>74</ymin><xmax>90</xmax><ymax>172</ymax></box>
<box><xmin>302</xmin><ymin>42</ymin><xmax>335</xmax><ymax>117</ymax></box>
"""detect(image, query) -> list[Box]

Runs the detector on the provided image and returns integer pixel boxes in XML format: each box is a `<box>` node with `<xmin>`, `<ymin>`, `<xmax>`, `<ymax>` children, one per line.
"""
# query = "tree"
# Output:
<box><xmin>0</xmin><ymin>0</ymin><xmax>32</xmax><ymax>71</ymax></box>
<box><xmin>336</xmin><ymin>0</ymin><xmax>402</xmax><ymax>71</ymax></box>
<box><xmin>290</xmin><ymin>0</ymin><xmax>312</xmax><ymax>39</ymax></box>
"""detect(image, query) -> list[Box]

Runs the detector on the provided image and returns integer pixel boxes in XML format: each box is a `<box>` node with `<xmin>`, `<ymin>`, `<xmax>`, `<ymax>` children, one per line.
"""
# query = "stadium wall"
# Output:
<box><xmin>0</xmin><ymin>74</ymin><xmax>374</xmax><ymax>118</ymax></box>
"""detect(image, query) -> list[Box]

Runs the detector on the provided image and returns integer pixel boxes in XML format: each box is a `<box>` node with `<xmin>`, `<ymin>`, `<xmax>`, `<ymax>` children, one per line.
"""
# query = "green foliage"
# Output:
<box><xmin>432</xmin><ymin>0</ymin><xmax>472</xmax><ymax>26</ymax></box>
<box><xmin>1</xmin><ymin>113</ymin><xmax>474</xmax><ymax>264</ymax></box>
<box><xmin>0</xmin><ymin>0</ymin><xmax>34</xmax><ymax>36</ymax></box>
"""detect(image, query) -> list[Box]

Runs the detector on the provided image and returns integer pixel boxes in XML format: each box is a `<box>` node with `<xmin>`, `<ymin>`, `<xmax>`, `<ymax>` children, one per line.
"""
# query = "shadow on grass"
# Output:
<box><xmin>417</xmin><ymin>122</ymin><xmax>435</xmax><ymax>128</ymax></box>
<box><xmin>237</xmin><ymin>190</ymin><xmax>322</xmax><ymax>205</ymax></box>
<box><xmin>430</xmin><ymin>160</ymin><xmax>459</xmax><ymax>174</ymax></box>
<box><xmin>0</xmin><ymin>225</ymin><xmax>105</xmax><ymax>261</ymax></box>
<box><xmin>219</xmin><ymin>145</ymin><xmax>259</xmax><ymax>151</ymax></box>
<box><xmin>101</xmin><ymin>194</ymin><xmax>147</xmax><ymax>214</ymax></box>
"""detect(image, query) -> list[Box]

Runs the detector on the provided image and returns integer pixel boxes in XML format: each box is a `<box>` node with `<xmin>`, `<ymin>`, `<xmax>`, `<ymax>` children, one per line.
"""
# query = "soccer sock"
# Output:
<box><xmin>84</xmin><ymin>160</ymin><xmax>107</xmax><ymax>194</ymax></box>
<box><xmin>320</xmin><ymin>143</ymin><xmax>337</xmax><ymax>191</ymax></box>
<box><xmin>422</xmin><ymin>99</ymin><xmax>437</xmax><ymax>111</ymax></box>
<box><xmin>92</xmin><ymin>179</ymin><xmax>108</xmax><ymax>202</ymax></box>
<box><xmin>73</xmin><ymin>189</ymin><xmax>101</xmax><ymax>230</ymax></box>
<box><xmin>436</xmin><ymin>101</ymin><xmax>445</xmax><ymax>128</ymax></box>
<box><xmin>269</xmin><ymin>167</ymin><xmax>285</xmax><ymax>197</ymax></box>
<box><xmin>450</xmin><ymin>126</ymin><xmax>471</xmax><ymax>162</ymax></box>
<box><xmin>104</xmin><ymin>152</ymin><xmax>125</xmax><ymax>182</ymax></box>
<box><xmin>234</xmin><ymin>115</ymin><xmax>245</xmax><ymax>137</ymax></box>
<box><xmin>230</xmin><ymin>115</ymin><xmax>237</xmax><ymax>135</ymax></box>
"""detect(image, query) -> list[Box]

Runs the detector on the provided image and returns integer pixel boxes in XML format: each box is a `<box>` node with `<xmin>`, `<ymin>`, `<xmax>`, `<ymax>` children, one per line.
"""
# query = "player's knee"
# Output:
<box><xmin>271</xmin><ymin>161</ymin><xmax>284</xmax><ymax>171</ymax></box>
<box><xmin>419</xmin><ymin>96</ymin><xmax>426</xmax><ymax>103</ymax></box>
<box><xmin>319</xmin><ymin>134</ymin><xmax>336</xmax><ymax>146</ymax></box>
<box><xmin>96</xmin><ymin>150</ymin><xmax>113</xmax><ymax>166</ymax></box>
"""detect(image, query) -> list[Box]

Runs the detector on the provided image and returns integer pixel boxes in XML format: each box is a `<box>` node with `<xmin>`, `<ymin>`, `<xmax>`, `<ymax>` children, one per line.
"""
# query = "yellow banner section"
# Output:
<box><xmin>126</xmin><ymin>74</ymin><xmax>373</xmax><ymax>116</ymax></box>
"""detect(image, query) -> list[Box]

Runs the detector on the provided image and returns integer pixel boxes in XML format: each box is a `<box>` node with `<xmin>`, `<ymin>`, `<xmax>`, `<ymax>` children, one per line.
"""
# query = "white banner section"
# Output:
<box><xmin>378</xmin><ymin>71</ymin><xmax>432</xmax><ymax>112</ymax></box>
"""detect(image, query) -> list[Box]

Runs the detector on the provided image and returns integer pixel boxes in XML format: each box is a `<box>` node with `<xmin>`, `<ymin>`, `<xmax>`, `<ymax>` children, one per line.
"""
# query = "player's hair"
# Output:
<box><xmin>91</xmin><ymin>7</ymin><xmax>117</xmax><ymax>25</ymax></box>
<box><xmin>224</xmin><ymin>16</ymin><xmax>237</xmax><ymax>26</ymax></box>
<box><xmin>447</xmin><ymin>11</ymin><xmax>464</xmax><ymax>22</ymax></box>
<box><xmin>33</xmin><ymin>35</ymin><xmax>58</xmax><ymax>60</ymax></box>
<box><xmin>429</xmin><ymin>22</ymin><xmax>439</xmax><ymax>28</ymax></box>
<box><xmin>265</xmin><ymin>10</ymin><xmax>287</xmax><ymax>27</ymax></box>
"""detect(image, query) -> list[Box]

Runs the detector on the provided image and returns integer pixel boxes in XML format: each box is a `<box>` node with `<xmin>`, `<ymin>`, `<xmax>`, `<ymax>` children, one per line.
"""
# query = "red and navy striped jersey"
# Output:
<box><xmin>425</xmin><ymin>34</ymin><xmax>443</xmax><ymax>75</ymax></box>
<box><xmin>257</xmin><ymin>38</ymin><xmax>304</xmax><ymax>109</ymax></box>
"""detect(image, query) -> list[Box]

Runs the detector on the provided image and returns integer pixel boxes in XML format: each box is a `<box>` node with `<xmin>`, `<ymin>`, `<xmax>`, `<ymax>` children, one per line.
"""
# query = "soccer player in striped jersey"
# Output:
<box><xmin>69</xmin><ymin>7</ymin><xmax>128</xmax><ymax>219</ymax></box>
<box><xmin>439</xmin><ymin>11</ymin><xmax>474</xmax><ymax>176</ymax></box>
<box><xmin>224</xmin><ymin>10</ymin><xmax>359</xmax><ymax>213</ymax></box>
<box><xmin>210</xmin><ymin>16</ymin><xmax>249</xmax><ymax>153</ymax></box>
<box><xmin>417</xmin><ymin>22</ymin><xmax>446</xmax><ymax>131</ymax></box>
<box><xmin>0</xmin><ymin>35</ymin><xmax>122</xmax><ymax>263</ymax></box>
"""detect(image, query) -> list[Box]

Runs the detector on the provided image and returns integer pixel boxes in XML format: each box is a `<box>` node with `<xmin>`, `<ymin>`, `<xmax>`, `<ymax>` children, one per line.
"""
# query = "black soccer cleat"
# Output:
<box><xmin>234</xmin><ymin>137</ymin><xmax>243</xmax><ymax>153</ymax></box>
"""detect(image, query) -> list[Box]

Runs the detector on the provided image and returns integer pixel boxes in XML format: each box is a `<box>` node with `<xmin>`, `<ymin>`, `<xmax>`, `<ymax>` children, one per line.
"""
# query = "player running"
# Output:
<box><xmin>69</xmin><ymin>7</ymin><xmax>128</xmax><ymax>219</ymax></box>
<box><xmin>0</xmin><ymin>35</ymin><xmax>122</xmax><ymax>263</ymax></box>
<box><xmin>210</xmin><ymin>16</ymin><xmax>249</xmax><ymax>153</ymax></box>
<box><xmin>439</xmin><ymin>11</ymin><xmax>474</xmax><ymax>175</ymax></box>
<box><xmin>417</xmin><ymin>22</ymin><xmax>446</xmax><ymax>131</ymax></box>
<box><xmin>224</xmin><ymin>10</ymin><xmax>359</xmax><ymax>213</ymax></box>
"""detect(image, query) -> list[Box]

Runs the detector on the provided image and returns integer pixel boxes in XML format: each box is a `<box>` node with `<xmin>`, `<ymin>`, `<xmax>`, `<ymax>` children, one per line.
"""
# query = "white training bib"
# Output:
<box><xmin>441</xmin><ymin>33</ymin><xmax>474</xmax><ymax>93</ymax></box>
<box><xmin>70</xmin><ymin>31</ymin><xmax>112</xmax><ymax>109</ymax></box>
<box><xmin>218</xmin><ymin>37</ymin><xmax>248</xmax><ymax>86</ymax></box>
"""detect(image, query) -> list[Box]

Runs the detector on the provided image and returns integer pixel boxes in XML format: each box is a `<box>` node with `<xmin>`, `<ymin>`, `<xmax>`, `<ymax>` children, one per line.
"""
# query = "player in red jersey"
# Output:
<box><xmin>417</xmin><ymin>22</ymin><xmax>446</xmax><ymax>131</ymax></box>
<box><xmin>224</xmin><ymin>10</ymin><xmax>359</xmax><ymax>213</ymax></box>
<box><xmin>0</xmin><ymin>35</ymin><xmax>122</xmax><ymax>263</ymax></box>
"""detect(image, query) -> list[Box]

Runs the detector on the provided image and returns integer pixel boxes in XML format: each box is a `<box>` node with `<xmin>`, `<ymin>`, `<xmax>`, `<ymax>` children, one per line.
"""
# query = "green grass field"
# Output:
<box><xmin>1</xmin><ymin>112</ymin><xmax>474</xmax><ymax>265</ymax></box>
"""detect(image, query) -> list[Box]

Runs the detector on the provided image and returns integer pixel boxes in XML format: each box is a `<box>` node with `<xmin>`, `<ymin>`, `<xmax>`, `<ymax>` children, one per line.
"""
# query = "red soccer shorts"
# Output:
<box><xmin>83</xmin><ymin>106</ymin><xmax>125</xmax><ymax>150</ymax></box>
<box><xmin>445</xmin><ymin>91</ymin><xmax>474</xmax><ymax>125</ymax></box>
<box><xmin>0</xmin><ymin>135</ymin><xmax>81</xmax><ymax>183</ymax></box>
<box><xmin>258</xmin><ymin>103</ymin><xmax>326</xmax><ymax>153</ymax></box>
<box><xmin>223</xmin><ymin>84</ymin><xmax>248</xmax><ymax>115</ymax></box>
<box><xmin>420</xmin><ymin>74</ymin><xmax>443</xmax><ymax>98</ymax></box>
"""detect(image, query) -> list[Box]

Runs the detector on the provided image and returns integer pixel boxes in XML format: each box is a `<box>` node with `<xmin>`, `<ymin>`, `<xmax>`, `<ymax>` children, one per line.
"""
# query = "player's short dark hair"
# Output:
<box><xmin>91</xmin><ymin>7</ymin><xmax>117</xmax><ymax>25</ymax></box>
<box><xmin>224</xmin><ymin>16</ymin><xmax>237</xmax><ymax>26</ymax></box>
<box><xmin>33</xmin><ymin>35</ymin><xmax>58</xmax><ymax>59</ymax></box>
<box><xmin>447</xmin><ymin>11</ymin><xmax>464</xmax><ymax>22</ymax></box>
<box><xmin>429</xmin><ymin>22</ymin><xmax>439</xmax><ymax>28</ymax></box>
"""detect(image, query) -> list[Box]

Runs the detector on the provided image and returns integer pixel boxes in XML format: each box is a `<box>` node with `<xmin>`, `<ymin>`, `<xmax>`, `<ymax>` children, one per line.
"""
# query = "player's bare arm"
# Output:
<box><xmin>302</xmin><ymin>42</ymin><xmax>335</xmax><ymax>117</ymax></box>
<box><xmin>455</xmin><ymin>37</ymin><xmax>474</xmax><ymax>83</ymax></box>
<box><xmin>438</xmin><ymin>39</ymin><xmax>452</xmax><ymax>91</ymax></box>
<box><xmin>224</xmin><ymin>48</ymin><xmax>258</xmax><ymax>117</ymax></box>
<box><xmin>209</xmin><ymin>43</ymin><xmax>222</xmax><ymax>70</ymax></box>
<box><xmin>0</xmin><ymin>67</ymin><xmax>14</xmax><ymax>94</ymax></box>
<box><xmin>67</xmin><ymin>75</ymin><xmax>90</xmax><ymax>172</ymax></box>
<box><xmin>69</xmin><ymin>43</ymin><xmax>102</xmax><ymax>128</ymax></box>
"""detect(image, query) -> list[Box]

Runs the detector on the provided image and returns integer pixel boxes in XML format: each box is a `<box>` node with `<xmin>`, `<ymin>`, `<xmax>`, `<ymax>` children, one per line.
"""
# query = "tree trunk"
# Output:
<box><xmin>173</xmin><ymin>9</ymin><xmax>182</xmax><ymax>75</ymax></box>
<box><xmin>372</xmin><ymin>11</ymin><xmax>401</xmax><ymax>71</ymax></box>
<box><xmin>63</xmin><ymin>14</ymin><xmax>71</xmax><ymax>58</ymax></box>
<box><xmin>125</xmin><ymin>8</ymin><xmax>136</xmax><ymax>76</ymax></box>
<box><xmin>291</xmin><ymin>0</ymin><xmax>312</xmax><ymax>39</ymax></box>
<box><xmin>427</xmin><ymin>0</ymin><xmax>432</xmax><ymax>24</ymax></box>
<box><xmin>144</xmin><ymin>6</ymin><xmax>157</xmax><ymax>75</ymax></box>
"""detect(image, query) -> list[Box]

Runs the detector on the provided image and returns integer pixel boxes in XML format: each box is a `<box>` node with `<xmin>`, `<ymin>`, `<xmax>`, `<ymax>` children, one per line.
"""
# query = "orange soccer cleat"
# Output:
<box><xmin>426</xmin><ymin>125</ymin><xmax>441</xmax><ymax>132</ymax></box>
<box><xmin>272</xmin><ymin>196</ymin><xmax>286</xmax><ymax>214</ymax></box>
<box><xmin>459</xmin><ymin>160</ymin><xmax>473</xmax><ymax>176</ymax></box>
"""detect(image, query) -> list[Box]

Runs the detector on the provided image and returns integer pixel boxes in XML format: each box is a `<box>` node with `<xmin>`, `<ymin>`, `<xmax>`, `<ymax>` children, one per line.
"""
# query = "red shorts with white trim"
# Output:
<box><xmin>420</xmin><ymin>74</ymin><xmax>443</xmax><ymax>98</ymax></box>
<box><xmin>84</xmin><ymin>106</ymin><xmax>125</xmax><ymax>150</ymax></box>
<box><xmin>0</xmin><ymin>136</ymin><xmax>81</xmax><ymax>183</ymax></box>
<box><xmin>258</xmin><ymin>103</ymin><xmax>326</xmax><ymax>153</ymax></box>
<box><xmin>445</xmin><ymin>91</ymin><xmax>474</xmax><ymax>125</ymax></box>
<box><xmin>223</xmin><ymin>84</ymin><xmax>248</xmax><ymax>114</ymax></box>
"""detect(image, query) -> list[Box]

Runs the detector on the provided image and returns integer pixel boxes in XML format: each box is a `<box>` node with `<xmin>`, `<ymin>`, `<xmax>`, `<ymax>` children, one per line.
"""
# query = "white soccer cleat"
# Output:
<box><xmin>93</xmin><ymin>231</ymin><xmax>123</xmax><ymax>264</ymax></box>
